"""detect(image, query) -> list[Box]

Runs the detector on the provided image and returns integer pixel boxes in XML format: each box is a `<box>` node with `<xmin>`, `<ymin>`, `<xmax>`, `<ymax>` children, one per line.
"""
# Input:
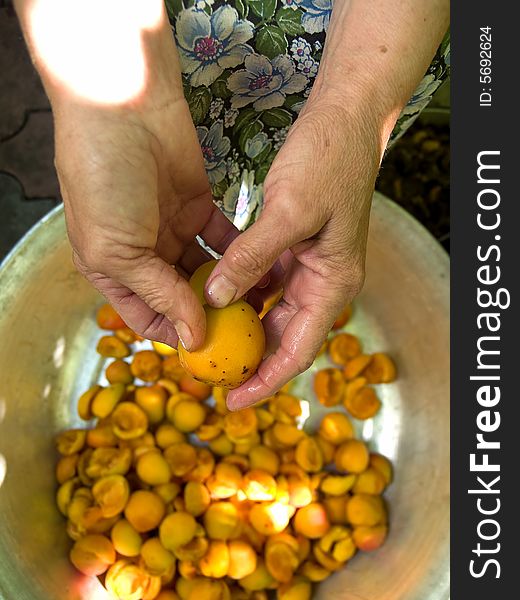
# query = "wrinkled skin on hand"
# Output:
<box><xmin>210</xmin><ymin>98</ymin><xmax>382</xmax><ymax>409</ymax></box>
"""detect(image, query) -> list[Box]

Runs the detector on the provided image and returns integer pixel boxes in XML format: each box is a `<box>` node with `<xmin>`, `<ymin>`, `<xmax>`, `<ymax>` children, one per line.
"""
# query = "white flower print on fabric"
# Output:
<box><xmin>290</xmin><ymin>37</ymin><xmax>312</xmax><ymax>62</ymax></box>
<box><xmin>175</xmin><ymin>6</ymin><xmax>254</xmax><ymax>87</ymax></box>
<box><xmin>273</xmin><ymin>126</ymin><xmax>290</xmax><ymax>150</ymax></box>
<box><xmin>297</xmin><ymin>56</ymin><xmax>318</xmax><ymax>78</ymax></box>
<box><xmin>401</xmin><ymin>74</ymin><xmax>443</xmax><ymax>116</ymax></box>
<box><xmin>209</xmin><ymin>98</ymin><xmax>225</xmax><ymax>119</ymax></box>
<box><xmin>301</xmin><ymin>0</ymin><xmax>333</xmax><ymax>34</ymax></box>
<box><xmin>224</xmin><ymin>108</ymin><xmax>239</xmax><ymax>128</ymax></box>
<box><xmin>197</xmin><ymin>121</ymin><xmax>231</xmax><ymax>184</ymax></box>
<box><xmin>228</xmin><ymin>54</ymin><xmax>307</xmax><ymax>111</ymax></box>
<box><xmin>245</xmin><ymin>132</ymin><xmax>270</xmax><ymax>158</ymax></box>
<box><xmin>226</xmin><ymin>156</ymin><xmax>241</xmax><ymax>181</ymax></box>
<box><xmin>194</xmin><ymin>0</ymin><xmax>214</xmax><ymax>9</ymax></box>
<box><xmin>282</xmin><ymin>0</ymin><xmax>305</xmax><ymax>10</ymax></box>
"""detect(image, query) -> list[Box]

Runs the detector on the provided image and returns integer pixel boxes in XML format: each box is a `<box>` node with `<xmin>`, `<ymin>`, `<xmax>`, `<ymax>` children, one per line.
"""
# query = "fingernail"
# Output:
<box><xmin>206</xmin><ymin>275</ymin><xmax>237</xmax><ymax>308</ymax></box>
<box><xmin>174</xmin><ymin>320</ymin><xmax>193</xmax><ymax>351</ymax></box>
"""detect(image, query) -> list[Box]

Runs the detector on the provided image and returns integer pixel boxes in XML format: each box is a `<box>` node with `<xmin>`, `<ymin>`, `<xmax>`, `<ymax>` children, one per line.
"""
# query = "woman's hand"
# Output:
<box><xmin>207</xmin><ymin>97</ymin><xmax>382</xmax><ymax>409</ymax></box>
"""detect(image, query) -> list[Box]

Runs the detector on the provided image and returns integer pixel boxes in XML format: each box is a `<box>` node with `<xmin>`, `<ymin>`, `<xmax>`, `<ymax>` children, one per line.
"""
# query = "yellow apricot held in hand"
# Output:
<box><xmin>335</xmin><ymin>439</ymin><xmax>370</xmax><ymax>474</ymax></box>
<box><xmin>124</xmin><ymin>490</ymin><xmax>165</xmax><ymax>532</ymax></box>
<box><xmin>152</xmin><ymin>341</ymin><xmax>178</xmax><ymax>356</ymax></box>
<box><xmin>178</xmin><ymin>300</ymin><xmax>265</xmax><ymax>389</ymax></box>
<box><xmin>111</xmin><ymin>519</ymin><xmax>143</xmax><ymax>557</ymax></box>
<box><xmin>293</xmin><ymin>503</ymin><xmax>330</xmax><ymax>539</ymax></box>
<box><xmin>69</xmin><ymin>534</ymin><xmax>116</xmax><ymax>576</ymax></box>
<box><xmin>352</xmin><ymin>524</ymin><xmax>388</xmax><ymax>552</ymax></box>
<box><xmin>111</xmin><ymin>402</ymin><xmax>149</xmax><ymax>440</ymax></box>
<box><xmin>249</xmin><ymin>501</ymin><xmax>291</xmax><ymax>535</ymax></box>
<box><xmin>204</xmin><ymin>501</ymin><xmax>240</xmax><ymax>540</ymax></box>
<box><xmin>346</xmin><ymin>494</ymin><xmax>386</xmax><ymax>527</ymax></box>
<box><xmin>228</xmin><ymin>540</ymin><xmax>257</xmax><ymax>579</ymax></box>
<box><xmin>92</xmin><ymin>474</ymin><xmax>130</xmax><ymax>518</ymax></box>
<box><xmin>199</xmin><ymin>539</ymin><xmax>230</xmax><ymax>578</ymax></box>
<box><xmin>140</xmin><ymin>537</ymin><xmax>176</xmax><ymax>577</ymax></box>
<box><xmin>189</xmin><ymin>259</ymin><xmax>218</xmax><ymax>305</ymax></box>
<box><xmin>160</xmin><ymin>512</ymin><xmax>197</xmax><ymax>550</ymax></box>
<box><xmin>136</xmin><ymin>451</ymin><xmax>171</xmax><ymax>486</ymax></box>
<box><xmin>105</xmin><ymin>560</ymin><xmax>161</xmax><ymax>600</ymax></box>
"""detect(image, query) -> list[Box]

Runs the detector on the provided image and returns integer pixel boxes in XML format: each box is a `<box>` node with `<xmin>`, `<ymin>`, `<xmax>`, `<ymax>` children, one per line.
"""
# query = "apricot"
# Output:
<box><xmin>152</xmin><ymin>341</ymin><xmax>178</xmax><ymax>356</ymax></box>
<box><xmin>92</xmin><ymin>474</ymin><xmax>130</xmax><ymax>518</ymax></box>
<box><xmin>154</xmin><ymin>482</ymin><xmax>181</xmax><ymax>504</ymax></box>
<box><xmin>313</xmin><ymin>368</ymin><xmax>345</xmax><ymax>407</ymax></box>
<box><xmin>124</xmin><ymin>490</ymin><xmax>165</xmax><ymax>532</ymax></box>
<box><xmin>318</xmin><ymin>412</ymin><xmax>354</xmax><ymax>445</ymax></box>
<box><xmin>295</xmin><ymin>437</ymin><xmax>323</xmax><ymax>473</ymax></box>
<box><xmin>178</xmin><ymin>300</ymin><xmax>265</xmax><ymax>389</ymax></box>
<box><xmin>115</xmin><ymin>327</ymin><xmax>140</xmax><ymax>345</ymax></box>
<box><xmin>189</xmin><ymin>259</ymin><xmax>218</xmax><ymax>305</ymax></box>
<box><xmin>299</xmin><ymin>560</ymin><xmax>330</xmax><ymax>582</ymax></box>
<box><xmin>97</xmin><ymin>335</ymin><xmax>130</xmax><ymax>358</ymax></box>
<box><xmin>163</xmin><ymin>443</ymin><xmax>197</xmax><ymax>477</ymax></box>
<box><xmin>319</xmin><ymin>525</ymin><xmax>356</xmax><ymax>563</ymax></box>
<box><xmin>140</xmin><ymin>537</ymin><xmax>176</xmax><ymax>577</ymax></box>
<box><xmin>343</xmin><ymin>386</ymin><xmax>381</xmax><ymax>420</ymax></box>
<box><xmin>111</xmin><ymin>518</ymin><xmax>143</xmax><ymax>557</ymax></box>
<box><xmin>91</xmin><ymin>383</ymin><xmax>126</xmax><ymax>419</ymax></box>
<box><xmin>156</xmin><ymin>591</ymin><xmax>180</xmax><ymax>600</ymax></box>
<box><xmin>209</xmin><ymin>433</ymin><xmax>234</xmax><ymax>457</ymax></box>
<box><xmin>136</xmin><ymin>451</ymin><xmax>171</xmax><ymax>485</ymax></box>
<box><xmin>160</xmin><ymin>512</ymin><xmax>197</xmax><ymax>550</ymax></box>
<box><xmin>179</xmin><ymin>373</ymin><xmax>212</xmax><ymax>400</ymax></box>
<box><xmin>249</xmin><ymin>445</ymin><xmax>279</xmax><ymax>476</ymax></box>
<box><xmin>353</xmin><ymin>467</ymin><xmax>386</xmax><ymax>495</ymax></box>
<box><xmin>86</xmin><ymin>424</ymin><xmax>119</xmax><ymax>448</ymax></box>
<box><xmin>162</xmin><ymin>354</ymin><xmax>186</xmax><ymax>382</ymax></box>
<box><xmin>56</xmin><ymin>454</ymin><xmax>79</xmax><ymax>484</ymax></box>
<box><xmin>293</xmin><ymin>503</ymin><xmax>330</xmax><ymax>539</ymax></box>
<box><xmin>228</xmin><ymin>540</ymin><xmax>257</xmax><ymax>579</ymax></box>
<box><xmin>313</xmin><ymin>435</ymin><xmax>335</xmax><ymax>464</ymax></box>
<box><xmin>171</xmin><ymin>399</ymin><xmax>206</xmax><ymax>433</ymax></box>
<box><xmin>77</xmin><ymin>385</ymin><xmax>101</xmax><ymax>420</ymax></box>
<box><xmin>265</xmin><ymin>541</ymin><xmax>299</xmax><ymax>583</ymax></box>
<box><xmin>207</xmin><ymin>463</ymin><xmax>242</xmax><ymax>499</ymax></box>
<box><xmin>323</xmin><ymin>496</ymin><xmax>349</xmax><ymax>525</ymax></box>
<box><xmin>86</xmin><ymin>447</ymin><xmax>132</xmax><ymax>479</ymax></box>
<box><xmin>204</xmin><ymin>501</ymin><xmax>240</xmax><ymax>540</ymax></box>
<box><xmin>187</xmin><ymin>579</ymin><xmax>230</xmax><ymax>600</ymax></box>
<box><xmin>131</xmin><ymin>350</ymin><xmax>163</xmax><ymax>382</ymax></box>
<box><xmin>272</xmin><ymin>423</ymin><xmax>305</xmax><ymax>447</ymax></box>
<box><xmin>332</xmin><ymin>304</ymin><xmax>352</xmax><ymax>330</ymax></box>
<box><xmin>155</xmin><ymin>423</ymin><xmax>186</xmax><ymax>449</ymax></box>
<box><xmin>111</xmin><ymin>402</ymin><xmax>149</xmax><ymax>440</ymax></box>
<box><xmin>97</xmin><ymin>303</ymin><xmax>126</xmax><ymax>330</ymax></box>
<box><xmin>277</xmin><ymin>577</ymin><xmax>311</xmax><ymax>600</ymax></box>
<box><xmin>197</xmin><ymin>414</ymin><xmax>224</xmax><ymax>442</ymax></box>
<box><xmin>328</xmin><ymin>333</ymin><xmax>361</xmax><ymax>365</ymax></box>
<box><xmin>255</xmin><ymin>408</ymin><xmax>275</xmax><ymax>430</ymax></box>
<box><xmin>106</xmin><ymin>360</ymin><xmax>134</xmax><ymax>385</ymax></box>
<box><xmin>185</xmin><ymin>447</ymin><xmax>215</xmax><ymax>482</ymax></box>
<box><xmin>352</xmin><ymin>524</ymin><xmax>388</xmax><ymax>551</ymax></box>
<box><xmin>70</xmin><ymin>534</ymin><xmax>116</xmax><ymax>576</ymax></box>
<box><xmin>343</xmin><ymin>354</ymin><xmax>373</xmax><ymax>380</ymax></box>
<box><xmin>55</xmin><ymin>429</ymin><xmax>86</xmax><ymax>456</ymax></box>
<box><xmin>224</xmin><ymin>408</ymin><xmax>258</xmax><ymax>442</ymax></box>
<box><xmin>249</xmin><ymin>501</ymin><xmax>291</xmax><ymax>535</ymax></box>
<box><xmin>241</xmin><ymin>469</ymin><xmax>277</xmax><ymax>502</ymax></box>
<box><xmin>320</xmin><ymin>474</ymin><xmax>356</xmax><ymax>496</ymax></box>
<box><xmin>199</xmin><ymin>539</ymin><xmax>230</xmax><ymax>578</ymax></box>
<box><xmin>363</xmin><ymin>352</ymin><xmax>397</xmax><ymax>383</ymax></box>
<box><xmin>135</xmin><ymin>384</ymin><xmax>167</xmax><ymax>424</ymax></box>
<box><xmin>370</xmin><ymin>453</ymin><xmax>393</xmax><ymax>486</ymax></box>
<box><xmin>239</xmin><ymin>560</ymin><xmax>276</xmax><ymax>591</ymax></box>
<box><xmin>346</xmin><ymin>494</ymin><xmax>386</xmax><ymax>526</ymax></box>
<box><xmin>173</xmin><ymin>536</ymin><xmax>209</xmax><ymax>562</ymax></box>
<box><xmin>184</xmin><ymin>481</ymin><xmax>211</xmax><ymax>516</ymax></box>
<box><xmin>335</xmin><ymin>440</ymin><xmax>370</xmax><ymax>474</ymax></box>
<box><xmin>105</xmin><ymin>560</ymin><xmax>161</xmax><ymax>600</ymax></box>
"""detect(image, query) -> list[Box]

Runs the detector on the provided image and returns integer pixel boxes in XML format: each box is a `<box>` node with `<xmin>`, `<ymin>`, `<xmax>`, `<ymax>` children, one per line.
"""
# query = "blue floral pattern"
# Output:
<box><xmin>165</xmin><ymin>0</ymin><xmax>449</xmax><ymax>229</ymax></box>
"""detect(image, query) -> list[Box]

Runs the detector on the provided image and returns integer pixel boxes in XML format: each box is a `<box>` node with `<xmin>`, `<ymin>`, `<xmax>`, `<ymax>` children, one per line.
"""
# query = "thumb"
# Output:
<box><xmin>204</xmin><ymin>202</ymin><xmax>310</xmax><ymax>308</ymax></box>
<box><xmin>109</xmin><ymin>251</ymin><xmax>206</xmax><ymax>351</ymax></box>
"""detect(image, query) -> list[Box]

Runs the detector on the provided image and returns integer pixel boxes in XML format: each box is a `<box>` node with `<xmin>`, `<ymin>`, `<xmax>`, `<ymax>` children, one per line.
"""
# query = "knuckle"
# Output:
<box><xmin>227</xmin><ymin>243</ymin><xmax>267</xmax><ymax>279</ymax></box>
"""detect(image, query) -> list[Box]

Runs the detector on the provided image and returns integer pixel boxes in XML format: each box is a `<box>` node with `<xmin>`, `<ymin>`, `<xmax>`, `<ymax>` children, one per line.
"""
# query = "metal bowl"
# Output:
<box><xmin>0</xmin><ymin>193</ymin><xmax>449</xmax><ymax>600</ymax></box>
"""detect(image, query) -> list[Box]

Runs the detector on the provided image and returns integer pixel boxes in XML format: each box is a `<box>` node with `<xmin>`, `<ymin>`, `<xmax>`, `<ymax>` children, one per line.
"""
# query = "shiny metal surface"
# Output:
<box><xmin>0</xmin><ymin>193</ymin><xmax>449</xmax><ymax>600</ymax></box>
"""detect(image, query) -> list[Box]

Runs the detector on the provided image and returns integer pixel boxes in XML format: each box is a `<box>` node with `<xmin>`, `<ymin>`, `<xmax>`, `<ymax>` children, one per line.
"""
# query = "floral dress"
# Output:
<box><xmin>165</xmin><ymin>0</ymin><xmax>450</xmax><ymax>229</ymax></box>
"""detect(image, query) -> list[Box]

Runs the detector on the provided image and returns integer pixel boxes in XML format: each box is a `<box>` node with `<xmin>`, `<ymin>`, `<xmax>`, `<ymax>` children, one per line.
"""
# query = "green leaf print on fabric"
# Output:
<box><xmin>247</xmin><ymin>0</ymin><xmax>277</xmax><ymax>20</ymax></box>
<box><xmin>232</xmin><ymin>108</ymin><xmax>259</xmax><ymax>134</ymax></box>
<box><xmin>276</xmin><ymin>8</ymin><xmax>304</xmax><ymax>35</ymax></box>
<box><xmin>211</xmin><ymin>72</ymin><xmax>233</xmax><ymax>99</ymax></box>
<box><xmin>239</xmin><ymin>120</ymin><xmax>264</xmax><ymax>153</ymax></box>
<box><xmin>255</xmin><ymin>25</ymin><xmax>288</xmax><ymax>58</ymax></box>
<box><xmin>261</xmin><ymin>107</ymin><xmax>293</xmax><ymax>127</ymax></box>
<box><xmin>234</xmin><ymin>0</ymin><xmax>249</xmax><ymax>19</ymax></box>
<box><xmin>187</xmin><ymin>86</ymin><xmax>212</xmax><ymax>125</ymax></box>
<box><xmin>164</xmin><ymin>0</ymin><xmax>184</xmax><ymax>21</ymax></box>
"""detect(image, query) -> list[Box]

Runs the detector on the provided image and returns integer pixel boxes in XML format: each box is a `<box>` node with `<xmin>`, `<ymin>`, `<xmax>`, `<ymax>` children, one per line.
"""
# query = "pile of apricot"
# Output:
<box><xmin>55</xmin><ymin>302</ymin><xmax>394</xmax><ymax>600</ymax></box>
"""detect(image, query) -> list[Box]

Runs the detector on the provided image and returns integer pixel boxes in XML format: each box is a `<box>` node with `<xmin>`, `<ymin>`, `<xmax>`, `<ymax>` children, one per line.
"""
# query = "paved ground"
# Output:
<box><xmin>0</xmin><ymin>4</ymin><xmax>450</xmax><ymax>261</ymax></box>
